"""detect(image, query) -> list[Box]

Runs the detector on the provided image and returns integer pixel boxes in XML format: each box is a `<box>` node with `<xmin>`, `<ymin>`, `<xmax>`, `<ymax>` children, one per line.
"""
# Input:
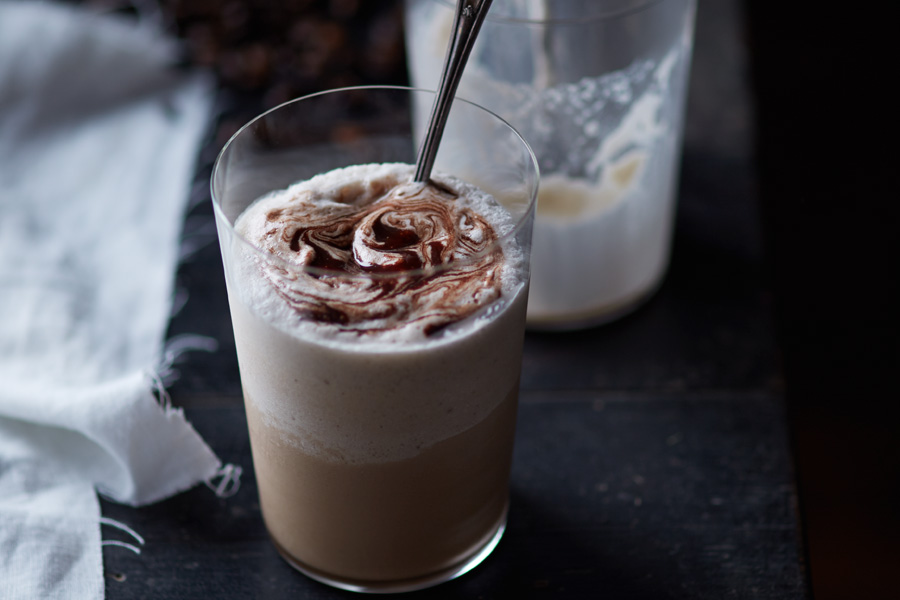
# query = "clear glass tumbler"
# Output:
<box><xmin>211</xmin><ymin>86</ymin><xmax>539</xmax><ymax>593</ymax></box>
<box><xmin>406</xmin><ymin>0</ymin><xmax>697</xmax><ymax>328</ymax></box>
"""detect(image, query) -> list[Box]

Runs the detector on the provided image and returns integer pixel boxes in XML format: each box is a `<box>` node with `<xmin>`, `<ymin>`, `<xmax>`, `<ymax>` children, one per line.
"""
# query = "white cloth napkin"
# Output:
<box><xmin>0</xmin><ymin>2</ymin><xmax>226</xmax><ymax>597</ymax></box>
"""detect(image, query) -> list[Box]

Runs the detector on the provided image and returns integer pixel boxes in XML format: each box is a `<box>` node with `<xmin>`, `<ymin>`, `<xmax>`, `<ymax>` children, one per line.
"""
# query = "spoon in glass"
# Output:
<box><xmin>413</xmin><ymin>0</ymin><xmax>494</xmax><ymax>183</ymax></box>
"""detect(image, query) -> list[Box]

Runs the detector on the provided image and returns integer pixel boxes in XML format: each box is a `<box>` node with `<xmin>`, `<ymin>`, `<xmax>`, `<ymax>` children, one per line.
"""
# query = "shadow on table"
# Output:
<box><xmin>407</xmin><ymin>488</ymin><xmax>674</xmax><ymax>600</ymax></box>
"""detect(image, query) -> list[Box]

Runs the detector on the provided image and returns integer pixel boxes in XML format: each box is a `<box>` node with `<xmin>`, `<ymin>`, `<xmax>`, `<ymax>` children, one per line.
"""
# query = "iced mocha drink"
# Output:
<box><xmin>224</xmin><ymin>163</ymin><xmax>529</xmax><ymax>590</ymax></box>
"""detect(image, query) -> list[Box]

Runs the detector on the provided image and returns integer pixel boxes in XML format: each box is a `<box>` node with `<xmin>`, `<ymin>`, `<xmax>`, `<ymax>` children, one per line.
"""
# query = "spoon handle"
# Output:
<box><xmin>414</xmin><ymin>0</ymin><xmax>493</xmax><ymax>183</ymax></box>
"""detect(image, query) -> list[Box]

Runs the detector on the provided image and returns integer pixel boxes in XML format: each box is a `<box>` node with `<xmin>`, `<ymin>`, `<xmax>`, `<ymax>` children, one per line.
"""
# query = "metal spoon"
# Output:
<box><xmin>414</xmin><ymin>0</ymin><xmax>494</xmax><ymax>183</ymax></box>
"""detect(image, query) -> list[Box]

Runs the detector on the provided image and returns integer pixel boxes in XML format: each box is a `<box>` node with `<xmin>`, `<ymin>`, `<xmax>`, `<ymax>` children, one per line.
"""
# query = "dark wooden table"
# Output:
<box><xmin>100</xmin><ymin>2</ymin><xmax>810</xmax><ymax>598</ymax></box>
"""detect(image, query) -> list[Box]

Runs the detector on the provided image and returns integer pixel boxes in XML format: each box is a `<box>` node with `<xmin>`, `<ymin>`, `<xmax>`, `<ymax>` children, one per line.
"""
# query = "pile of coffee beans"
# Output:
<box><xmin>70</xmin><ymin>2</ymin><xmax>406</xmax><ymax>96</ymax></box>
<box><xmin>67</xmin><ymin>0</ymin><xmax>410</xmax><ymax>143</ymax></box>
<box><xmin>161</xmin><ymin>0</ymin><xmax>407</xmax><ymax>103</ymax></box>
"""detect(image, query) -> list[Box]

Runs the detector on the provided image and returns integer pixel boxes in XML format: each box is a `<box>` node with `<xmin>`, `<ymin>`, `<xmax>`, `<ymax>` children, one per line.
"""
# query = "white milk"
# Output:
<box><xmin>405</xmin><ymin>0</ymin><xmax>695</xmax><ymax>327</ymax></box>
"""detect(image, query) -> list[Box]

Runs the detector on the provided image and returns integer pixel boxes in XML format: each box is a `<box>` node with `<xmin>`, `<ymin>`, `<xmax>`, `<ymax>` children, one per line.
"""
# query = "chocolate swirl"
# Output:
<box><xmin>244</xmin><ymin>166</ymin><xmax>506</xmax><ymax>337</ymax></box>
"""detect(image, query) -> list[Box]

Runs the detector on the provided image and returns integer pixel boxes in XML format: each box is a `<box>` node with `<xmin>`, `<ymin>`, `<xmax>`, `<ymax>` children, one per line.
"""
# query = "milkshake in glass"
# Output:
<box><xmin>212</xmin><ymin>87</ymin><xmax>539</xmax><ymax>593</ymax></box>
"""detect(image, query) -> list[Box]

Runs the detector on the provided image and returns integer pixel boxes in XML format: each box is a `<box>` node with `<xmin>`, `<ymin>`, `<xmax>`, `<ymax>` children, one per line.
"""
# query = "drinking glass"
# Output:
<box><xmin>211</xmin><ymin>86</ymin><xmax>539</xmax><ymax>593</ymax></box>
<box><xmin>406</xmin><ymin>0</ymin><xmax>697</xmax><ymax>328</ymax></box>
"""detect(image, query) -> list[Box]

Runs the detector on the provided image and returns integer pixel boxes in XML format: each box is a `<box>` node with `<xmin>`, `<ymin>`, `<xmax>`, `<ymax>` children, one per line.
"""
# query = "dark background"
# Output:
<box><xmin>744</xmin><ymin>5</ymin><xmax>898</xmax><ymax>599</ymax></box>
<box><xmin>67</xmin><ymin>1</ymin><xmax>899</xmax><ymax>598</ymax></box>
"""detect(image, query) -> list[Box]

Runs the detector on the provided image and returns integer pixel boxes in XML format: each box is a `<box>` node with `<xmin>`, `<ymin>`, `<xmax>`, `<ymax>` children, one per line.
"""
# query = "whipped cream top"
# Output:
<box><xmin>233</xmin><ymin>163</ymin><xmax>522</xmax><ymax>342</ymax></box>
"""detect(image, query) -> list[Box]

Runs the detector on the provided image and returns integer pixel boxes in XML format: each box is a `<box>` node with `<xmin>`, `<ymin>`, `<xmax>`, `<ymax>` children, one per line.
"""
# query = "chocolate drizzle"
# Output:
<box><xmin>250</xmin><ymin>170</ymin><xmax>505</xmax><ymax>336</ymax></box>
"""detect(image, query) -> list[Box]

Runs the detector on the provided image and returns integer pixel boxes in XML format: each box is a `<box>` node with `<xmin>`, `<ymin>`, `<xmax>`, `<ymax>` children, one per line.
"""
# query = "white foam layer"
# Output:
<box><xmin>223</xmin><ymin>164</ymin><xmax>529</xmax><ymax>464</ymax></box>
<box><xmin>232</xmin><ymin>163</ymin><xmax>525</xmax><ymax>347</ymax></box>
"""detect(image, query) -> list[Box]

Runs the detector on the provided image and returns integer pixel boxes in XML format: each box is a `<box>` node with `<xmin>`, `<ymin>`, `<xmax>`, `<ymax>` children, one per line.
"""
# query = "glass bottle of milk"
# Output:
<box><xmin>405</xmin><ymin>0</ymin><xmax>697</xmax><ymax>329</ymax></box>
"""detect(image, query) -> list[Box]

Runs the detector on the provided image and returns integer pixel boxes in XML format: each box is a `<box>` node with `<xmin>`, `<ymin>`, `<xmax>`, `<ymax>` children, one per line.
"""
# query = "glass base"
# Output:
<box><xmin>271</xmin><ymin>502</ymin><xmax>508</xmax><ymax>594</ymax></box>
<box><xmin>526</xmin><ymin>275</ymin><xmax>664</xmax><ymax>332</ymax></box>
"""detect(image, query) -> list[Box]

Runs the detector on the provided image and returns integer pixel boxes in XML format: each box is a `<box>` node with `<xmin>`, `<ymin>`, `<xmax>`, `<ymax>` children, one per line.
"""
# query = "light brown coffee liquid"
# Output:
<box><xmin>244</xmin><ymin>386</ymin><xmax>518</xmax><ymax>584</ymax></box>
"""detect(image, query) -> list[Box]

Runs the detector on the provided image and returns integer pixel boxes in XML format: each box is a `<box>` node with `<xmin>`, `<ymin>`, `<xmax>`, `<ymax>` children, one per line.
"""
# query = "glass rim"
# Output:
<box><xmin>210</xmin><ymin>84</ymin><xmax>540</xmax><ymax>282</ymax></box>
<box><xmin>430</xmin><ymin>0</ymin><xmax>669</xmax><ymax>25</ymax></box>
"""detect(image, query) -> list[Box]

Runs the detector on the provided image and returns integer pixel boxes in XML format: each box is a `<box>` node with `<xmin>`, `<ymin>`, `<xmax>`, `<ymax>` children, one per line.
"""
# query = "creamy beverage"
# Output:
<box><xmin>225</xmin><ymin>163</ymin><xmax>528</xmax><ymax>587</ymax></box>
